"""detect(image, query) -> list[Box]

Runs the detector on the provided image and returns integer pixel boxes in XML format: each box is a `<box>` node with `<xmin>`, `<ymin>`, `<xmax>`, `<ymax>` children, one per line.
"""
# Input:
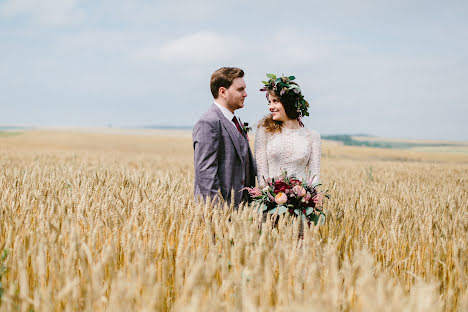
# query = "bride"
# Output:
<box><xmin>255</xmin><ymin>74</ymin><xmax>323</xmax><ymax>205</ymax></box>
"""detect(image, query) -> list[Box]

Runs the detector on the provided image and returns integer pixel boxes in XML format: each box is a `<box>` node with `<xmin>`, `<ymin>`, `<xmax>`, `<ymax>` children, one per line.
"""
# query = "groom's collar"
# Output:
<box><xmin>214</xmin><ymin>101</ymin><xmax>235</xmax><ymax>122</ymax></box>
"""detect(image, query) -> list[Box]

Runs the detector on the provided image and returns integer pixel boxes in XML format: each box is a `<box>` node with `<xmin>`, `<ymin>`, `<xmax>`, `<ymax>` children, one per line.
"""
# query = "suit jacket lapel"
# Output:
<box><xmin>210</xmin><ymin>104</ymin><xmax>245</xmax><ymax>167</ymax></box>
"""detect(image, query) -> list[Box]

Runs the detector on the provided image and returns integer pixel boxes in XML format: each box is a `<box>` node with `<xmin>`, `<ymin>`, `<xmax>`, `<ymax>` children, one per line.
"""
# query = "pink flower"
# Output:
<box><xmin>242</xmin><ymin>187</ymin><xmax>261</xmax><ymax>198</ymax></box>
<box><xmin>299</xmin><ymin>187</ymin><xmax>307</xmax><ymax>197</ymax></box>
<box><xmin>248</xmin><ymin>187</ymin><xmax>262</xmax><ymax>197</ymax></box>
<box><xmin>313</xmin><ymin>193</ymin><xmax>324</xmax><ymax>206</ymax></box>
<box><xmin>292</xmin><ymin>185</ymin><xmax>306</xmax><ymax>197</ymax></box>
<box><xmin>275</xmin><ymin>192</ymin><xmax>288</xmax><ymax>205</ymax></box>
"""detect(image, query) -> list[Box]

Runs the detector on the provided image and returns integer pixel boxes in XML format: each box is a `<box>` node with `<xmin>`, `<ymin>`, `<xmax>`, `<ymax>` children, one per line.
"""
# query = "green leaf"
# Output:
<box><xmin>276</xmin><ymin>205</ymin><xmax>288</xmax><ymax>215</ymax></box>
<box><xmin>261</xmin><ymin>81</ymin><xmax>269</xmax><ymax>84</ymax></box>
<box><xmin>288</xmin><ymin>76</ymin><xmax>295</xmax><ymax>80</ymax></box>
<box><xmin>266</xmin><ymin>73</ymin><xmax>276</xmax><ymax>79</ymax></box>
<box><xmin>256</xmin><ymin>203</ymin><xmax>268</xmax><ymax>213</ymax></box>
<box><xmin>305</xmin><ymin>207</ymin><xmax>314</xmax><ymax>215</ymax></box>
<box><xmin>309</xmin><ymin>212</ymin><xmax>326</xmax><ymax>226</ymax></box>
<box><xmin>318</xmin><ymin>213</ymin><xmax>326</xmax><ymax>225</ymax></box>
<box><xmin>294</xmin><ymin>209</ymin><xmax>300</xmax><ymax>216</ymax></box>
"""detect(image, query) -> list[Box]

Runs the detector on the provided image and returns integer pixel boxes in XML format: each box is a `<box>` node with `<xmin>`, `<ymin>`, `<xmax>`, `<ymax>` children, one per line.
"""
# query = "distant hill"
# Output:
<box><xmin>0</xmin><ymin>126</ymin><xmax>26</xmax><ymax>130</ymax></box>
<box><xmin>322</xmin><ymin>134</ymin><xmax>466</xmax><ymax>150</ymax></box>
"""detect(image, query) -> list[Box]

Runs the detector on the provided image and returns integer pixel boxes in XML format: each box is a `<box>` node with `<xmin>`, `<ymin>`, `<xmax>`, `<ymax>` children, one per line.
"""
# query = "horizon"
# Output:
<box><xmin>2</xmin><ymin>124</ymin><xmax>468</xmax><ymax>143</ymax></box>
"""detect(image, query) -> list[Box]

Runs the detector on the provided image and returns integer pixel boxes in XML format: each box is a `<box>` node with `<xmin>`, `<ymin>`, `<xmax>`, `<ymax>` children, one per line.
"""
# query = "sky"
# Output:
<box><xmin>0</xmin><ymin>0</ymin><xmax>467</xmax><ymax>141</ymax></box>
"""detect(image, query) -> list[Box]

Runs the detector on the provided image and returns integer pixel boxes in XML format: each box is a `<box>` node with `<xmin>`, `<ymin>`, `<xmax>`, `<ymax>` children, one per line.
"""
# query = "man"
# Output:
<box><xmin>193</xmin><ymin>67</ymin><xmax>257</xmax><ymax>207</ymax></box>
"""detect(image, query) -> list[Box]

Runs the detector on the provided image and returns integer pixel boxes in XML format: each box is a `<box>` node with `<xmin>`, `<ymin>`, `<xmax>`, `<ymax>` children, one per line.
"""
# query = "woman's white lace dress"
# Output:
<box><xmin>255</xmin><ymin>126</ymin><xmax>321</xmax><ymax>186</ymax></box>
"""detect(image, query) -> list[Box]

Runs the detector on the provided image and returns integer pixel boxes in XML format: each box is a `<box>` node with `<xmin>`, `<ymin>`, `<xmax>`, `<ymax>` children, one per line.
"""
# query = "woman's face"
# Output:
<box><xmin>267</xmin><ymin>92</ymin><xmax>288</xmax><ymax>122</ymax></box>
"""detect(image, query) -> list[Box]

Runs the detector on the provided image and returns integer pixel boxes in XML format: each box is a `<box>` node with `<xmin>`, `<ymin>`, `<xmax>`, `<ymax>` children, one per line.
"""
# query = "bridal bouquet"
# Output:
<box><xmin>244</xmin><ymin>172</ymin><xmax>329</xmax><ymax>225</ymax></box>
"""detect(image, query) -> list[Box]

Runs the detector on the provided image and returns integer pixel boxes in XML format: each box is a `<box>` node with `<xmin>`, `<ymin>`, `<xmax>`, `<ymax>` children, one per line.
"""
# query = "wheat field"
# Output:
<box><xmin>0</xmin><ymin>130</ymin><xmax>467</xmax><ymax>311</ymax></box>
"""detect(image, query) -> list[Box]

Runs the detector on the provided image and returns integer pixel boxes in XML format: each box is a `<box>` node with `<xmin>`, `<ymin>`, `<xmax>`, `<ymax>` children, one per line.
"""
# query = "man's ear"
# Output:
<box><xmin>218</xmin><ymin>87</ymin><xmax>227</xmax><ymax>98</ymax></box>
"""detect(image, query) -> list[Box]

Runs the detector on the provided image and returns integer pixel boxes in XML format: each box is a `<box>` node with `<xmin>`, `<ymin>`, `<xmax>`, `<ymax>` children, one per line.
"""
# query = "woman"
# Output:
<box><xmin>255</xmin><ymin>74</ymin><xmax>322</xmax><ymax>205</ymax></box>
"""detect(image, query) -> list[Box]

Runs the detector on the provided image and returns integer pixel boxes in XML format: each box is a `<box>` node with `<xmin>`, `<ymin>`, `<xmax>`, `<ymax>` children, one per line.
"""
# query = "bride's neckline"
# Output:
<box><xmin>282</xmin><ymin>127</ymin><xmax>305</xmax><ymax>131</ymax></box>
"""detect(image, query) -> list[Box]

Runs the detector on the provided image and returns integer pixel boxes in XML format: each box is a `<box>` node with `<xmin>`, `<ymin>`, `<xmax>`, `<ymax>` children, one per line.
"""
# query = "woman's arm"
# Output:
<box><xmin>254</xmin><ymin>126</ymin><xmax>269</xmax><ymax>187</ymax></box>
<box><xmin>306</xmin><ymin>130</ymin><xmax>321</xmax><ymax>184</ymax></box>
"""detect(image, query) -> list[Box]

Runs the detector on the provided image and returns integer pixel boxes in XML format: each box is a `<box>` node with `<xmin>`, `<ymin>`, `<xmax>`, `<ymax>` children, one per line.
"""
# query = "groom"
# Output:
<box><xmin>193</xmin><ymin>67</ymin><xmax>257</xmax><ymax>208</ymax></box>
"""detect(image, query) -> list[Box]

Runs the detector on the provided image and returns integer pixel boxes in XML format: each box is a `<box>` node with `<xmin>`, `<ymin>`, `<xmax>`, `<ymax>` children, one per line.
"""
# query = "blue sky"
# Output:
<box><xmin>1</xmin><ymin>0</ymin><xmax>467</xmax><ymax>140</ymax></box>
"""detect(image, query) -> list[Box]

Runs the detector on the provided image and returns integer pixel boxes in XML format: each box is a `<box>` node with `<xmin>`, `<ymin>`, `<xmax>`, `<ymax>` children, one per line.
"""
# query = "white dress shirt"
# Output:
<box><xmin>214</xmin><ymin>101</ymin><xmax>238</xmax><ymax>130</ymax></box>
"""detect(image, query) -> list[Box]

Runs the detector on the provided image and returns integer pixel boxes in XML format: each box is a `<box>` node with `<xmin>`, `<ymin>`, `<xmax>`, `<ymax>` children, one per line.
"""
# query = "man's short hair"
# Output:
<box><xmin>210</xmin><ymin>67</ymin><xmax>244</xmax><ymax>98</ymax></box>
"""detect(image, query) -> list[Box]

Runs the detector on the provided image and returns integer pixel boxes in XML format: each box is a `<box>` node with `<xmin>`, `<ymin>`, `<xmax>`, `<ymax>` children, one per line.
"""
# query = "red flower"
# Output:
<box><xmin>290</xmin><ymin>179</ymin><xmax>301</xmax><ymax>186</ymax></box>
<box><xmin>274</xmin><ymin>181</ymin><xmax>291</xmax><ymax>194</ymax></box>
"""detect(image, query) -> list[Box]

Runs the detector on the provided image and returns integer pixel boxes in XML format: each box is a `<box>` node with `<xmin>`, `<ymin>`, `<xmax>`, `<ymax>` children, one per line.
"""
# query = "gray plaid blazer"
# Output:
<box><xmin>193</xmin><ymin>104</ymin><xmax>257</xmax><ymax>207</ymax></box>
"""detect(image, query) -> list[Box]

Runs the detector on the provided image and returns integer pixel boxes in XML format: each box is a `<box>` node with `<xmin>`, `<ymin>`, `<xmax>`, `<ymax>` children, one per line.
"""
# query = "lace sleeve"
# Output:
<box><xmin>307</xmin><ymin>130</ymin><xmax>321</xmax><ymax>184</ymax></box>
<box><xmin>254</xmin><ymin>126</ymin><xmax>269</xmax><ymax>187</ymax></box>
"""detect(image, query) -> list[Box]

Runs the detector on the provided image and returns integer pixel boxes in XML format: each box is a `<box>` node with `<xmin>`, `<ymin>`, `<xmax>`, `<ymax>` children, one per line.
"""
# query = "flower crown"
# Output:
<box><xmin>260</xmin><ymin>73</ymin><xmax>309</xmax><ymax>117</ymax></box>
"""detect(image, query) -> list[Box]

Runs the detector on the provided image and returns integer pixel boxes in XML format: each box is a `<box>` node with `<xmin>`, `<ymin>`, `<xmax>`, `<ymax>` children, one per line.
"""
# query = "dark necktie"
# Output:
<box><xmin>232</xmin><ymin>116</ymin><xmax>244</xmax><ymax>137</ymax></box>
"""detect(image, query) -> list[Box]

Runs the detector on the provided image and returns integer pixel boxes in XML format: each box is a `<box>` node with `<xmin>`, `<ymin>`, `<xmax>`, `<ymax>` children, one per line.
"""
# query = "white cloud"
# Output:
<box><xmin>136</xmin><ymin>31</ymin><xmax>244</xmax><ymax>65</ymax></box>
<box><xmin>266</xmin><ymin>31</ymin><xmax>332</xmax><ymax>65</ymax></box>
<box><xmin>0</xmin><ymin>0</ymin><xmax>85</xmax><ymax>25</ymax></box>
